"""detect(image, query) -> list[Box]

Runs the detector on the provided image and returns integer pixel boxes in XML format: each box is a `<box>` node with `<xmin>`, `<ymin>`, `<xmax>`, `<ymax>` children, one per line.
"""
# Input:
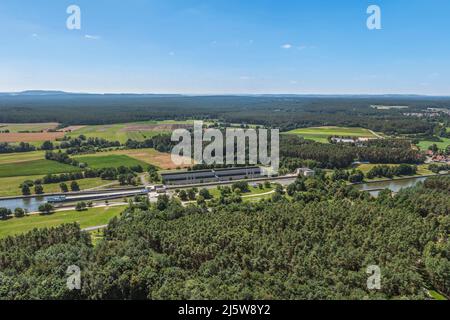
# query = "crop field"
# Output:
<box><xmin>76</xmin><ymin>148</ymin><xmax>191</xmax><ymax>170</ymax></box>
<box><xmin>0</xmin><ymin>159</ymin><xmax>81</xmax><ymax>178</ymax></box>
<box><xmin>0</xmin><ymin>205</ymin><xmax>126</xmax><ymax>239</ymax></box>
<box><xmin>285</xmin><ymin>126</ymin><xmax>378</xmax><ymax>143</ymax></box>
<box><xmin>73</xmin><ymin>154</ymin><xmax>149</xmax><ymax>169</ymax></box>
<box><xmin>0</xmin><ymin>122</ymin><xmax>59</xmax><ymax>132</ymax></box>
<box><xmin>0</xmin><ymin>151</ymin><xmax>45</xmax><ymax>165</ymax></box>
<box><xmin>0</xmin><ymin>132</ymin><xmax>65</xmax><ymax>143</ymax></box>
<box><xmin>66</xmin><ymin>120</ymin><xmax>193</xmax><ymax>143</ymax></box>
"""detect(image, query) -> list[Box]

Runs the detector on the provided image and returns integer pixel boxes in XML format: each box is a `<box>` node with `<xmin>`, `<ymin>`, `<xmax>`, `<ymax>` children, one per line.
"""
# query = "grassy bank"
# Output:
<box><xmin>0</xmin><ymin>205</ymin><xmax>126</xmax><ymax>239</ymax></box>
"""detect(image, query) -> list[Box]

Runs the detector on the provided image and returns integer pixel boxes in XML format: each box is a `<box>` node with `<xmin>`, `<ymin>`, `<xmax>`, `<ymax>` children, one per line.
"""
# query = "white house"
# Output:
<box><xmin>295</xmin><ymin>168</ymin><xmax>316</xmax><ymax>177</ymax></box>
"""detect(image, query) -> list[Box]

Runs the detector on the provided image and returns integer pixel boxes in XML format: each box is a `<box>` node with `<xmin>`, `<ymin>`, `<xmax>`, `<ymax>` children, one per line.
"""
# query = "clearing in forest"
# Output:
<box><xmin>285</xmin><ymin>126</ymin><xmax>378</xmax><ymax>143</ymax></box>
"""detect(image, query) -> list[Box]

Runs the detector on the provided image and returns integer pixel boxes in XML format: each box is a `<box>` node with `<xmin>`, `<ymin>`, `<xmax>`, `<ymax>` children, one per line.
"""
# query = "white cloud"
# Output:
<box><xmin>281</xmin><ymin>43</ymin><xmax>292</xmax><ymax>49</ymax></box>
<box><xmin>169</xmin><ymin>51</ymin><xmax>175</xmax><ymax>56</ymax></box>
<box><xmin>85</xmin><ymin>34</ymin><xmax>101</xmax><ymax>40</ymax></box>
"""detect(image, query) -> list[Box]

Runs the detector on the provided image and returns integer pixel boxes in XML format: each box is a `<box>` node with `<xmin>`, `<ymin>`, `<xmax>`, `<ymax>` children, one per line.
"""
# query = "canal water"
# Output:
<box><xmin>355</xmin><ymin>176</ymin><xmax>431</xmax><ymax>196</ymax></box>
<box><xmin>0</xmin><ymin>196</ymin><xmax>50</xmax><ymax>213</ymax></box>
<box><xmin>0</xmin><ymin>175</ymin><xmax>446</xmax><ymax>211</ymax></box>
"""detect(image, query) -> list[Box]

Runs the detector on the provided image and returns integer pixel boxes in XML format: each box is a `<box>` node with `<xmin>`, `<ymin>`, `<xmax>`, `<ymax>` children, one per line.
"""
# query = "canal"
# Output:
<box><xmin>0</xmin><ymin>175</ymin><xmax>447</xmax><ymax>211</ymax></box>
<box><xmin>0</xmin><ymin>196</ymin><xmax>50</xmax><ymax>213</ymax></box>
<box><xmin>354</xmin><ymin>175</ymin><xmax>447</xmax><ymax>196</ymax></box>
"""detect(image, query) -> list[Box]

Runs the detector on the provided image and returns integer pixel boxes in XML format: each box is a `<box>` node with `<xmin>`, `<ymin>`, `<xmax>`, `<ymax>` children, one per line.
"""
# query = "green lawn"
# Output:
<box><xmin>208</xmin><ymin>185</ymin><xmax>274</xmax><ymax>198</ymax></box>
<box><xmin>74</xmin><ymin>154</ymin><xmax>148</xmax><ymax>169</ymax></box>
<box><xmin>0</xmin><ymin>205</ymin><xmax>126</xmax><ymax>239</ymax></box>
<box><xmin>428</xmin><ymin>290</ymin><xmax>447</xmax><ymax>300</ymax></box>
<box><xmin>0</xmin><ymin>159</ymin><xmax>81</xmax><ymax>178</ymax></box>
<box><xmin>285</xmin><ymin>126</ymin><xmax>378</xmax><ymax>143</ymax></box>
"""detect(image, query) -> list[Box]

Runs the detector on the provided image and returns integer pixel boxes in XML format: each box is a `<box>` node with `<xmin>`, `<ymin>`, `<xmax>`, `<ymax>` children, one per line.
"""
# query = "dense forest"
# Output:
<box><xmin>280</xmin><ymin>135</ymin><xmax>424</xmax><ymax>169</ymax></box>
<box><xmin>0</xmin><ymin>93</ymin><xmax>447</xmax><ymax>134</ymax></box>
<box><xmin>1</xmin><ymin>176</ymin><xmax>448</xmax><ymax>300</ymax></box>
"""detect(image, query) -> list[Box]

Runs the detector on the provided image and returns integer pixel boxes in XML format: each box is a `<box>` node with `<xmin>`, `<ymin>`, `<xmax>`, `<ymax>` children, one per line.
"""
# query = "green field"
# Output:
<box><xmin>0</xmin><ymin>176</ymin><xmax>110</xmax><ymax>197</ymax></box>
<box><xmin>417</xmin><ymin>137</ymin><xmax>450</xmax><ymax>151</ymax></box>
<box><xmin>0</xmin><ymin>205</ymin><xmax>126</xmax><ymax>239</ymax></box>
<box><xmin>285</xmin><ymin>126</ymin><xmax>378</xmax><ymax>143</ymax></box>
<box><xmin>74</xmin><ymin>154</ymin><xmax>148</xmax><ymax>169</ymax></box>
<box><xmin>0</xmin><ymin>151</ymin><xmax>45</xmax><ymax>165</ymax></box>
<box><xmin>208</xmin><ymin>185</ymin><xmax>274</xmax><ymax>198</ymax></box>
<box><xmin>0</xmin><ymin>159</ymin><xmax>81</xmax><ymax>178</ymax></box>
<box><xmin>66</xmin><ymin>120</ymin><xmax>194</xmax><ymax>143</ymax></box>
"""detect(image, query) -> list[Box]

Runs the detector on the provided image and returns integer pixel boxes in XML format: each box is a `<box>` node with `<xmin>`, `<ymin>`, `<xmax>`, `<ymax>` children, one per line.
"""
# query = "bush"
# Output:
<box><xmin>232</xmin><ymin>181</ymin><xmax>250</xmax><ymax>193</ymax></box>
<box><xmin>199</xmin><ymin>188</ymin><xmax>212</xmax><ymax>200</ymax></box>
<box><xmin>14</xmin><ymin>208</ymin><xmax>25</xmax><ymax>218</ymax></box>
<box><xmin>34</xmin><ymin>184</ymin><xmax>44</xmax><ymax>195</ymax></box>
<box><xmin>75</xmin><ymin>202</ymin><xmax>87</xmax><ymax>211</ymax></box>
<box><xmin>0</xmin><ymin>207</ymin><xmax>12</xmax><ymax>220</ymax></box>
<box><xmin>38</xmin><ymin>203</ymin><xmax>54</xmax><ymax>215</ymax></box>
<box><xmin>21</xmin><ymin>184</ymin><xmax>31</xmax><ymax>196</ymax></box>
<box><xmin>70</xmin><ymin>181</ymin><xmax>80</xmax><ymax>192</ymax></box>
<box><xmin>60</xmin><ymin>183</ymin><xmax>69</xmax><ymax>193</ymax></box>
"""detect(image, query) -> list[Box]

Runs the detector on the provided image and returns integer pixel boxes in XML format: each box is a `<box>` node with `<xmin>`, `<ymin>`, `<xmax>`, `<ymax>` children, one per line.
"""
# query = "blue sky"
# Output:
<box><xmin>0</xmin><ymin>0</ymin><xmax>449</xmax><ymax>94</ymax></box>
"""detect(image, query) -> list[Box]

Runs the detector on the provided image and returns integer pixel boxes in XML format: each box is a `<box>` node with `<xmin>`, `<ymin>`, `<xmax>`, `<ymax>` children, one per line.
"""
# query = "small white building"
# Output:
<box><xmin>295</xmin><ymin>168</ymin><xmax>316</xmax><ymax>177</ymax></box>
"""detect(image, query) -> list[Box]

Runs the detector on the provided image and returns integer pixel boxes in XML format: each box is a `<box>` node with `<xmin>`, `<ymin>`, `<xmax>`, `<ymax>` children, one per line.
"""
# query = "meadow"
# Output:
<box><xmin>0</xmin><ymin>151</ymin><xmax>45</xmax><ymax>165</ymax></box>
<box><xmin>417</xmin><ymin>137</ymin><xmax>450</xmax><ymax>150</ymax></box>
<box><xmin>74</xmin><ymin>154</ymin><xmax>148</xmax><ymax>169</ymax></box>
<box><xmin>0</xmin><ymin>159</ymin><xmax>81</xmax><ymax>178</ymax></box>
<box><xmin>66</xmin><ymin>120</ymin><xmax>193</xmax><ymax>143</ymax></box>
<box><xmin>285</xmin><ymin>126</ymin><xmax>378</xmax><ymax>143</ymax></box>
<box><xmin>0</xmin><ymin>176</ymin><xmax>109</xmax><ymax>197</ymax></box>
<box><xmin>0</xmin><ymin>151</ymin><xmax>115</xmax><ymax>196</ymax></box>
<box><xmin>0</xmin><ymin>205</ymin><xmax>126</xmax><ymax>238</ymax></box>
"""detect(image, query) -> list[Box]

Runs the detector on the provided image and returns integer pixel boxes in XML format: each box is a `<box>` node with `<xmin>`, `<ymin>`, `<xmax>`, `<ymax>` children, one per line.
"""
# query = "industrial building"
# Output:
<box><xmin>161</xmin><ymin>166</ymin><xmax>264</xmax><ymax>185</ymax></box>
